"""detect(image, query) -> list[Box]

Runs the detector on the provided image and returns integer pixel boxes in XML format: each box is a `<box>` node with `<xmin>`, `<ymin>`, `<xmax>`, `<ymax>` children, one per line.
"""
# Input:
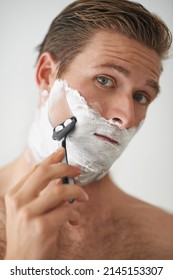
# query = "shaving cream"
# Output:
<box><xmin>27</xmin><ymin>79</ymin><xmax>139</xmax><ymax>185</ymax></box>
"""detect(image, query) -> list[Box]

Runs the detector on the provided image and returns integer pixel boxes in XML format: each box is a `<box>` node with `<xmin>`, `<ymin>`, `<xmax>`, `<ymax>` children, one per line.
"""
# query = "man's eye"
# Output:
<box><xmin>97</xmin><ymin>76</ymin><xmax>114</xmax><ymax>87</ymax></box>
<box><xmin>133</xmin><ymin>93</ymin><xmax>148</xmax><ymax>104</ymax></box>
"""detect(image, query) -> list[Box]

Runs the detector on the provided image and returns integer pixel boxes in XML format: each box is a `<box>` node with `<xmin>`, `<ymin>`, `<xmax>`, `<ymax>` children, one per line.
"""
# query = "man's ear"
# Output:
<box><xmin>35</xmin><ymin>52</ymin><xmax>59</xmax><ymax>93</ymax></box>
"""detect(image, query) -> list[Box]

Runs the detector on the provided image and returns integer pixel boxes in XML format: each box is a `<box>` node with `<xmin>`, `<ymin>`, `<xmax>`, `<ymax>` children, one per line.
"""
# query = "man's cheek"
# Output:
<box><xmin>48</xmin><ymin>80</ymin><xmax>74</xmax><ymax>128</ymax></box>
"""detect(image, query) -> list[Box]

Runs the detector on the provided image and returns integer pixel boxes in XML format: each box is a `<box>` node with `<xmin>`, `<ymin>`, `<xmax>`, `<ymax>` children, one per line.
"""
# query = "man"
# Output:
<box><xmin>0</xmin><ymin>0</ymin><xmax>173</xmax><ymax>259</ymax></box>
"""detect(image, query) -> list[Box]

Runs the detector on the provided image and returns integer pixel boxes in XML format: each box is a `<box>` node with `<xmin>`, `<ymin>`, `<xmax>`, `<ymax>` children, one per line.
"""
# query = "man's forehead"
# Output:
<box><xmin>81</xmin><ymin>30</ymin><xmax>161</xmax><ymax>77</ymax></box>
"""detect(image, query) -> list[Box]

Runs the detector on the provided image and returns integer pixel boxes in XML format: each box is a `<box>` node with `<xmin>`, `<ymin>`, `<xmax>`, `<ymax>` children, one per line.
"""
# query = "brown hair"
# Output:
<box><xmin>37</xmin><ymin>0</ymin><xmax>172</xmax><ymax>76</ymax></box>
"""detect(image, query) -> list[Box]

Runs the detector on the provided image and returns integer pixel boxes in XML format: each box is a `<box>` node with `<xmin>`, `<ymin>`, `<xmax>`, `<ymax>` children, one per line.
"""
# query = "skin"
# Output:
<box><xmin>0</xmin><ymin>30</ymin><xmax>173</xmax><ymax>260</ymax></box>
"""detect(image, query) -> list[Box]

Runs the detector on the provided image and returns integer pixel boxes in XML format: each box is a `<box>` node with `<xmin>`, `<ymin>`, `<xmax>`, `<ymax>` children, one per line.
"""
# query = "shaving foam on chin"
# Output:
<box><xmin>27</xmin><ymin>79</ymin><xmax>139</xmax><ymax>185</ymax></box>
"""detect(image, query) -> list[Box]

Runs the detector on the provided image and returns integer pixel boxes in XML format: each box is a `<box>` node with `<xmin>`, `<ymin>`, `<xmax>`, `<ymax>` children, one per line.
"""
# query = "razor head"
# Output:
<box><xmin>52</xmin><ymin>116</ymin><xmax>77</xmax><ymax>141</ymax></box>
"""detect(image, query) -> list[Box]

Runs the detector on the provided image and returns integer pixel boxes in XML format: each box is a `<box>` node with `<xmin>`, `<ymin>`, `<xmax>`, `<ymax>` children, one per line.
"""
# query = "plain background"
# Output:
<box><xmin>0</xmin><ymin>0</ymin><xmax>172</xmax><ymax>212</ymax></box>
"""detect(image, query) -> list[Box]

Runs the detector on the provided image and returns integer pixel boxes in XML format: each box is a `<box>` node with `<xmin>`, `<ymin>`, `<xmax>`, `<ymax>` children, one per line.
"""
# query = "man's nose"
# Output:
<box><xmin>107</xmin><ymin>94</ymin><xmax>136</xmax><ymax>129</ymax></box>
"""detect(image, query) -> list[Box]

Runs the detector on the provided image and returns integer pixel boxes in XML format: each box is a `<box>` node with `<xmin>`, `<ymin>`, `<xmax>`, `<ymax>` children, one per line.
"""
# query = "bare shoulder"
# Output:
<box><xmin>132</xmin><ymin>196</ymin><xmax>173</xmax><ymax>233</ymax></box>
<box><xmin>122</xmin><ymin>193</ymin><xmax>173</xmax><ymax>259</ymax></box>
<box><xmin>0</xmin><ymin>196</ymin><xmax>6</xmax><ymax>259</ymax></box>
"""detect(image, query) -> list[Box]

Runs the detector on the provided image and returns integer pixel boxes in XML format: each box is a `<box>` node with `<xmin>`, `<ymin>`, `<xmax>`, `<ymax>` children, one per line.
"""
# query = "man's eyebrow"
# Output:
<box><xmin>146</xmin><ymin>79</ymin><xmax>160</xmax><ymax>94</ymax></box>
<box><xmin>93</xmin><ymin>62</ymin><xmax>130</xmax><ymax>77</ymax></box>
<box><xmin>93</xmin><ymin>62</ymin><xmax>160</xmax><ymax>94</ymax></box>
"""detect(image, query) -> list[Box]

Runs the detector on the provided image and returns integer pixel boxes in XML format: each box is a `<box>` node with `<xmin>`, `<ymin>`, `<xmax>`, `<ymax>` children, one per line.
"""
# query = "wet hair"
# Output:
<box><xmin>37</xmin><ymin>0</ymin><xmax>172</xmax><ymax>76</ymax></box>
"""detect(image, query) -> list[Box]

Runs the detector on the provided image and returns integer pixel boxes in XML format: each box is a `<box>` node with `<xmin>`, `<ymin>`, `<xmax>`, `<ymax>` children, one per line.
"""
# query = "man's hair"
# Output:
<box><xmin>37</xmin><ymin>0</ymin><xmax>172</xmax><ymax>76</ymax></box>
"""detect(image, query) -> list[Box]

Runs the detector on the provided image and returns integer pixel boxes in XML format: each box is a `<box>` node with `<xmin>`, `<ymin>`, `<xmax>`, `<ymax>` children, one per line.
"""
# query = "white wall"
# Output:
<box><xmin>0</xmin><ymin>0</ymin><xmax>172</xmax><ymax>212</ymax></box>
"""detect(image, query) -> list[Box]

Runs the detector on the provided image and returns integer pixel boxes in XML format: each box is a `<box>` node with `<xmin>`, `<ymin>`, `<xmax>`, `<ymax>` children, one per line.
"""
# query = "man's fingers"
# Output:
<box><xmin>21</xmin><ymin>184</ymin><xmax>88</xmax><ymax>217</ymax></box>
<box><xmin>42</xmin><ymin>147</ymin><xmax>65</xmax><ymax>165</ymax></box>
<box><xmin>6</xmin><ymin>170</ymin><xmax>35</xmax><ymax>196</ymax></box>
<box><xmin>7</xmin><ymin>148</ymin><xmax>65</xmax><ymax>196</ymax></box>
<box><xmin>16</xmin><ymin>163</ymin><xmax>81</xmax><ymax>205</ymax></box>
<box><xmin>6</xmin><ymin>149</ymin><xmax>81</xmax><ymax>209</ymax></box>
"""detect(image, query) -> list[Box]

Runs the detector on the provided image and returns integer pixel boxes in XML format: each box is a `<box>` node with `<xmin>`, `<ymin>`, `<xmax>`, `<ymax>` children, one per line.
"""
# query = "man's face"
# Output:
<box><xmin>31</xmin><ymin>30</ymin><xmax>161</xmax><ymax>184</ymax></box>
<box><xmin>60</xmin><ymin>30</ymin><xmax>161</xmax><ymax>129</ymax></box>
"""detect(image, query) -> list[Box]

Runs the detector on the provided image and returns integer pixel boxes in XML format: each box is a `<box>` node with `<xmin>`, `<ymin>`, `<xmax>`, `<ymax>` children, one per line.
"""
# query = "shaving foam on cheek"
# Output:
<box><xmin>27</xmin><ymin>79</ymin><xmax>139</xmax><ymax>185</ymax></box>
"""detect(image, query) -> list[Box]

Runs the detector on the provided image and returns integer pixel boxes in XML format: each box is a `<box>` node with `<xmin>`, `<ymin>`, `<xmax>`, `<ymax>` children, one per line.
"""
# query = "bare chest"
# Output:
<box><xmin>1</xmin><ymin>201</ymin><xmax>172</xmax><ymax>260</ymax></box>
<box><xmin>55</xmin><ymin>218</ymin><xmax>154</xmax><ymax>260</ymax></box>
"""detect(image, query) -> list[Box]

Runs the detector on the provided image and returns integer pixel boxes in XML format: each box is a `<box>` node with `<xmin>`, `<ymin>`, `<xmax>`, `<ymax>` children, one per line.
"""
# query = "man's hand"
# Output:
<box><xmin>4</xmin><ymin>148</ymin><xmax>88</xmax><ymax>259</ymax></box>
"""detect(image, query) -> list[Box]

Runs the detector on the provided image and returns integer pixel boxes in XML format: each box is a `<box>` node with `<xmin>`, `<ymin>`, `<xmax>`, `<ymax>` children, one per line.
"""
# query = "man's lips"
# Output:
<box><xmin>94</xmin><ymin>133</ymin><xmax>119</xmax><ymax>145</ymax></box>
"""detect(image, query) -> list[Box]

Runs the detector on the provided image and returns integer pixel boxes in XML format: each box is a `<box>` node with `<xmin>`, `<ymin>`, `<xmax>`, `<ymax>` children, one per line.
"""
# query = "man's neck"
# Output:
<box><xmin>72</xmin><ymin>174</ymin><xmax>120</xmax><ymax>220</ymax></box>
